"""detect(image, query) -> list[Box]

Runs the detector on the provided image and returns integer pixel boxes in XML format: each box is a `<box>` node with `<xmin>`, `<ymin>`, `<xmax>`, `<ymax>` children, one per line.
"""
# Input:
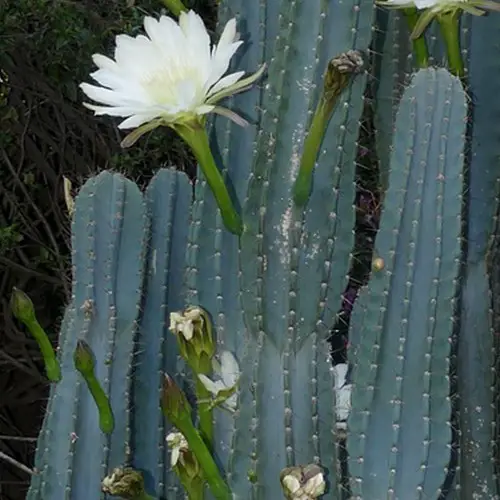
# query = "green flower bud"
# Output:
<box><xmin>161</xmin><ymin>374</ymin><xmax>192</xmax><ymax>428</ymax></box>
<box><xmin>10</xmin><ymin>287</ymin><xmax>36</xmax><ymax>324</ymax></box>
<box><xmin>73</xmin><ymin>339</ymin><xmax>95</xmax><ymax>374</ymax></box>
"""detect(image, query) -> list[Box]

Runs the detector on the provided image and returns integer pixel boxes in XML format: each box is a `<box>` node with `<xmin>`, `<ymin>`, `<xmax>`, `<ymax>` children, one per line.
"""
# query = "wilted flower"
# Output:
<box><xmin>166</xmin><ymin>431</ymin><xmax>190</xmax><ymax>467</ymax></box>
<box><xmin>102</xmin><ymin>467</ymin><xmax>147</xmax><ymax>499</ymax></box>
<box><xmin>280</xmin><ymin>464</ymin><xmax>326</xmax><ymax>500</ymax></box>
<box><xmin>198</xmin><ymin>350</ymin><xmax>240</xmax><ymax>411</ymax></box>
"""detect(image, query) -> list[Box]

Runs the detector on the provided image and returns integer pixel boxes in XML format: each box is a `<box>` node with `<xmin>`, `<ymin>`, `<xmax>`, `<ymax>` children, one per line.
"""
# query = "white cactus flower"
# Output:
<box><xmin>166</xmin><ymin>431</ymin><xmax>189</xmax><ymax>467</ymax></box>
<box><xmin>79</xmin><ymin>10</ymin><xmax>265</xmax><ymax>133</ymax></box>
<box><xmin>198</xmin><ymin>350</ymin><xmax>240</xmax><ymax>411</ymax></box>
<box><xmin>169</xmin><ymin>308</ymin><xmax>203</xmax><ymax>341</ymax></box>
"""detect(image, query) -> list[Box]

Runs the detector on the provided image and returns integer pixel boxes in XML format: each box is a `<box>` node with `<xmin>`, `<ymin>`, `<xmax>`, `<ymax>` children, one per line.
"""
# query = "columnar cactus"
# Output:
<box><xmin>25</xmin><ymin>0</ymin><xmax>500</xmax><ymax>499</ymax></box>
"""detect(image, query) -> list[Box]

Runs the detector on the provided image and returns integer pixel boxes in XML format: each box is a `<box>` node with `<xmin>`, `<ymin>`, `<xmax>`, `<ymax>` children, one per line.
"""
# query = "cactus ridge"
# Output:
<box><xmin>131</xmin><ymin>168</ymin><xmax>192</xmax><ymax>499</ymax></box>
<box><xmin>26</xmin><ymin>172</ymin><xmax>148</xmax><ymax>499</ymax></box>
<box><xmin>347</xmin><ymin>68</ymin><xmax>467</xmax><ymax>499</ymax></box>
<box><xmin>455</xmin><ymin>12</ymin><xmax>500</xmax><ymax>498</ymax></box>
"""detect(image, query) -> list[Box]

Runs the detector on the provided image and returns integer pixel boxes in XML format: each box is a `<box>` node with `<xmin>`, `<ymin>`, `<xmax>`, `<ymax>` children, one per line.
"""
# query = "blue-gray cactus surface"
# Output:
<box><xmin>26</xmin><ymin>0</ymin><xmax>500</xmax><ymax>499</ymax></box>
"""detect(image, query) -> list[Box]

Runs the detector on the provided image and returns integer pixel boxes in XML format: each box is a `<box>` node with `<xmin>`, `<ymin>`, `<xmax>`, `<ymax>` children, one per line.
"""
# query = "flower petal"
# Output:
<box><xmin>198</xmin><ymin>374</ymin><xmax>225</xmax><ymax>395</ymax></box>
<box><xmin>171</xmin><ymin>447</ymin><xmax>180</xmax><ymax>467</ymax></box>
<box><xmin>207</xmin><ymin>71</ymin><xmax>244</xmax><ymax>97</ymax></box>
<box><xmin>220</xmin><ymin>350</ymin><xmax>240</xmax><ymax>387</ymax></box>
<box><xmin>118</xmin><ymin>112</ymin><xmax>162</xmax><ymax>129</ymax></box>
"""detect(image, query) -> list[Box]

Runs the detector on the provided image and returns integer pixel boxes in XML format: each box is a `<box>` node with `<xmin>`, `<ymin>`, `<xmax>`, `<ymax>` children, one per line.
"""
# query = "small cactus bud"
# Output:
<box><xmin>161</xmin><ymin>374</ymin><xmax>192</xmax><ymax>427</ymax></box>
<box><xmin>73</xmin><ymin>339</ymin><xmax>95</xmax><ymax>374</ymax></box>
<box><xmin>10</xmin><ymin>287</ymin><xmax>36</xmax><ymax>324</ymax></box>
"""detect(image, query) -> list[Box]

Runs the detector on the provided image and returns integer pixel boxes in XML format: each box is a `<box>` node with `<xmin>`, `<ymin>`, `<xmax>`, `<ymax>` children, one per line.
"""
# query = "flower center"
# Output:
<box><xmin>142</xmin><ymin>66</ymin><xmax>204</xmax><ymax>111</ymax></box>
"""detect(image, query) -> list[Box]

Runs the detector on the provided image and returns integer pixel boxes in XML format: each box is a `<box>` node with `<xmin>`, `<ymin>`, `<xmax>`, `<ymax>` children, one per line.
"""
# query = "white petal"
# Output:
<box><xmin>80</xmin><ymin>83</ymin><xmax>138</xmax><ymax>107</ymax></box>
<box><xmin>225</xmin><ymin>393</ymin><xmax>238</xmax><ymax>410</ymax></box>
<box><xmin>413</xmin><ymin>0</ymin><xmax>436</xmax><ymax>6</ymax></box>
<box><xmin>194</xmin><ymin>104</ymin><xmax>215</xmax><ymax>116</ymax></box>
<box><xmin>117</xmin><ymin>113</ymin><xmax>162</xmax><ymax>129</ymax></box>
<box><xmin>206</xmin><ymin>71</ymin><xmax>244</xmax><ymax>97</ymax></box>
<box><xmin>180</xmin><ymin>320</ymin><xmax>194</xmax><ymax>341</ymax></box>
<box><xmin>220</xmin><ymin>351</ymin><xmax>240</xmax><ymax>387</ymax></box>
<box><xmin>92</xmin><ymin>53</ymin><xmax>119</xmax><ymax>72</ymax></box>
<box><xmin>218</xmin><ymin>18</ymin><xmax>239</xmax><ymax>49</ymax></box>
<box><xmin>282</xmin><ymin>475</ymin><xmax>301</xmax><ymax>494</ymax></box>
<box><xmin>171</xmin><ymin>447</ymin><xmax>180</xmax><ymax>467</ymax></box>
<box><xmin>198</xmin><ymin>374</ymin><xmax>225</xmax><ymax>395</ymax></box>
<box><xmin>205</xmin><ymin>41</ymin><xmax>243</xmax><ymax>92</ymax></box>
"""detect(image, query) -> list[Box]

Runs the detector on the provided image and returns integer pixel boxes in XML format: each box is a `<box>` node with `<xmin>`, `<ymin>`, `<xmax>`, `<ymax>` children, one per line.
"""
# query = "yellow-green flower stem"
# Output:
<box><xmin>403</xmin><ymin>8</ymin><xmax>429</xmax><ymax>69</ymax></box>
<box><xmin>175</xmin><ymin>465</ymin><xmax>205</xmax><ymax>500</ymax></box>
<box><xmin>178</xmin><ymin>422</ymin><xmax>231</xmax><ymax>500</ymax></box>
<box><xmin>438</xmin><ymin>11</ymin><xmax>464</xmax><ymax>78</ymax></box>
<box><xmin>10</xmin><ymin>287</ymin><xmax>61</xmax><ymax>382</ymax></box>
<box><xmin>73</xmin><ymin>341</ymin><xmax>114</xmax><ymax>434</ymax></box>
<box><xmin>161</xmin><ymin>0</ymin><xmax>187</xmax><ymax>16</ymax></box>
<box><xmin>293</xmin><ymin>98</ymin><xmax>332</xmax><ymax>207</ymax></box>
<box><xmin>195</xmin><ymin>378</ymin><xmax>213</xmax><ymax>448</ymax></box>
<box><xmin>176</xmin><ymin>122</ymin><xmax>243</xmax><ymax>236</ymax></box>
<box><xmin>293</xmin><ymin>51</ymin><xmax>363</xmax><ymax>207</ymax></box>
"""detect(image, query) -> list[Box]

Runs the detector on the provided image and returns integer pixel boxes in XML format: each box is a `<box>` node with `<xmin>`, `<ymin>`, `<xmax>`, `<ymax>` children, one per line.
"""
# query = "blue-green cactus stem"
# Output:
<box><xmin>131</xmin><ymin>168</ymin><xmax>192</xmax><ymax>498</ymax></box>
<box><xmin>455</xmin><ymin>11</ymin><xmax>500</xmax><ymax>498</ymax></box>
<box><xmin>347</xmin><ymin>68</ymin><xmax>467</xmax><ymax>498</ymax></box>
<box><xmin>27</xmin><ymin>172</ymin><xmax>147</xmax><ymax>500</ymax></box>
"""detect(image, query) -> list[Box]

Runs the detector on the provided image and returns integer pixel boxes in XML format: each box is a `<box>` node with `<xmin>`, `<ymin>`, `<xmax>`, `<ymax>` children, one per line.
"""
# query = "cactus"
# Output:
<box><xmin>26</xmin><ymin>1</ymin><xmax>500</xmax><ymax>499</ymax></box>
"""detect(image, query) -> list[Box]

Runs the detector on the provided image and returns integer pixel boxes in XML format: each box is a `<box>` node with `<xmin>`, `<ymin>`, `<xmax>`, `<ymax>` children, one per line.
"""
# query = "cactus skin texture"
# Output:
<box><xmin>26</xmin><ymin>3</ymin><xmax>500</xmax><ymax>500</ymax></box>
<box><xmin>186</xmin><ymin>1</ymin><xmax>374</xmax><ymax>498</ymax></box>
<box><xmin>27</xmin><ymin>172</ymin><xmax>148</xmax><ymax>499</ymax></box>
<box><xmin>347</xmin><ymin>68</ymin><xmax>467</xmax><ymax>499</ymax></box>
<box><xmin>455</xmin><ymin>12</ymin><xmax>500</xmax><ymax>499</ymax></box>
<box><xmin>131</xmin><ymin>169</ymin><xmax>192</xmax><ymax>499</ymax></box>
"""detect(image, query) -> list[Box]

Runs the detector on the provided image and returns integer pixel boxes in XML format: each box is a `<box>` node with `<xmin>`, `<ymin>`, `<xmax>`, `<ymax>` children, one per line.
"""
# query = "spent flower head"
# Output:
<box><xmin>101</xmin><ymin>467</ymin><xmax>147</xmax><ymax>499</ymax></box>
<box><xmin>280</xmin><ymin>464</ymin><xmax>326</xmax><ymax>500</ymax></box>
<box><xmin>80</xmin><ymin>10</ymin><xmax>265</xmax><ymax>144</ymax></box>
<box><xmin>198</xmin><ymin>350</ymin><xmax>240</xmax><ymax>412</ymax></box>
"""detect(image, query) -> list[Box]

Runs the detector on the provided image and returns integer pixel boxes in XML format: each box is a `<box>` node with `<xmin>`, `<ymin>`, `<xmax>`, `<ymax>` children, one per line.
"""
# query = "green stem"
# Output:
<box><xmin>176</xmin><ymin>122</ymin><xmax>242</xmax><ymax>236</ymax></box>
<box><xmin>26</xmin><ymin>319</ymin><xmax>61</xmax><ymax>382</ymax></box>
<box><xmin>403</xmin><ymin>8</ymin><xmax>430</xmax><ymax>68</ymax></box>
<box><xmin>160</xmin><ymin>0</ymin><xmax>187</xmax><ymax>16</ymax></box>
<box><xmin>177</xmin><ymin>417</ymin><xmax>231</xmax><ymax>500</ymax></box>
<box><xmin>177</xmin><ymin>472</ymin><xmax>205</xmax><ymax>500</ymax></box>
<box><xmin>438</xmin><ymin>11</ymin><xmax>464</xmax><ymax>78</ymax></box>
<box><xmin>82</xmin><ymin>372</ymin><xmax>114</xmax><ymax>434</ymax></box>
<box><xmin>195</xmin><ymin>378</ymin><xmax>213</xmax><ymax>447</ymax></box>
<box><xmin>292</xmin><ymin>99</ymin><xmax>331</xmax><ymax>206</ymax></box>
